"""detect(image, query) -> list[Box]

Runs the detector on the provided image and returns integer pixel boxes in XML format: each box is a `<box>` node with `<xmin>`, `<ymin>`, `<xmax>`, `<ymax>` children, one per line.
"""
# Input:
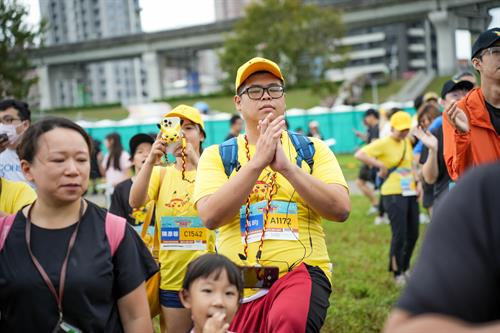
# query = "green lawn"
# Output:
<box><xmin>336</xmin><ymin>153</ymin><xmax>360</xmax><ymax>182</ymax></box>
<box><xmin>360</xmin><ymin>79</ymin><xmax>407</xmax><ymax>104</ymax></box>
<box><xmin>424</xmin><ymin>75</ymin><xmax>451</xmax><ymax>97</ymax></box>
<box><xmin>149</xmin><ymin>194</ymin><xmax>426</xmax><ymax>333</ymax></box>
<box><xmin>322</xmin><ymin>195</ymin><xmax>427</xmax><ymax>332</ymax></box>
<box><xmin>36</xmin><ymin>106</ymin><xmax>129</xmax><ymax>121</ymax></box>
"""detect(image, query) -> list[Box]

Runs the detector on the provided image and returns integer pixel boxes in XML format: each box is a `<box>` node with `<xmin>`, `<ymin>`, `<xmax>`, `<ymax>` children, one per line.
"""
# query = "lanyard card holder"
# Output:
<box><xmin>52</xmin><ymin>315</ymin><xmax>83</xmax><ymax>333</ymax></box>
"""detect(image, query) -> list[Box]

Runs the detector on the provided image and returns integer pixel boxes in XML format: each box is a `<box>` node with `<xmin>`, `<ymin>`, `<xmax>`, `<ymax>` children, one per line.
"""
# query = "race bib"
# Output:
<box><xmin>398</xmin><ymin>168</ymin><xmax>417</xmax><ymax>197</ymax></box>
<box><xmin>160</xmin><ymin>216</ymin><xmax>208</xmax><ymax>251</ymax></box>
<box><xmin>239</xmin><ymin>200</ymin><xmax>299</xmax><ymax>243</ymax></box>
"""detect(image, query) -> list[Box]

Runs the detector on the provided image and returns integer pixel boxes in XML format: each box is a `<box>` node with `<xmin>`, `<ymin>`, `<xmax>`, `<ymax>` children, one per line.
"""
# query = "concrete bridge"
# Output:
<box><xmin>31</xmin><ymin>0</ymin><xmax>497</xmax><ymax>109</ymax></box>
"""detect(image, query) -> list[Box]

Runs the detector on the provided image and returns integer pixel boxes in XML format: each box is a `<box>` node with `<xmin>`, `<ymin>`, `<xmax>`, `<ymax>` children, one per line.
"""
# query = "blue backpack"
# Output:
<box><xmin>218</xmin><ymin>131</ymin><xmax>316</xmax><ymax>177</ymax></box>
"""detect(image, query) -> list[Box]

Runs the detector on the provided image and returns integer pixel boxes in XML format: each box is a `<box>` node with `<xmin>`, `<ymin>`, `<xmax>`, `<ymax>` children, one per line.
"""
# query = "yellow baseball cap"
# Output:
<box><xmin>423</xmin><ymin>92</ymin><xmax>439</xmax><ymax>102</ymax></box>
<box><xmin>165</xmin><ymin>104</ymin><xmax>205</xmax><ymax>135</ymax></box>
<box><xmin>390</xmin><ymin>111</ymin><xmax>412</xmax><ymax>131</ymax></box>
<box><xmin>235</xmin><ymin>57</ymin><xmax>285</xmax><ymax>93</ymax></box>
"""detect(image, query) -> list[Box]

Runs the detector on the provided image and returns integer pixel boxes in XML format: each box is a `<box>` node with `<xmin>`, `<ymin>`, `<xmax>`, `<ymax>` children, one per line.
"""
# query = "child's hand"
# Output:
<box><xmin>203</xmin><ymin>312</ymin><xmax>229</xmax><ymax>333</ymax></box>
<box><xmin>173</xmin><ymin>141</ymin><xmax>200</xmax><ymax>166</ymax></box>
<box><xmin>146</xmin><ymin>133</ymin><xmax>167</xmax><ymax>165</ymax></box>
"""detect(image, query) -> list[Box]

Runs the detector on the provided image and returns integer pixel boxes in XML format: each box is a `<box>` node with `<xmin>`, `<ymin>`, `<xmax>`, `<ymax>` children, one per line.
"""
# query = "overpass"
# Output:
<box><xmin>31</xmin><ymin>0</ymin><xmax>497</xmax><ymax>109</ymax></box>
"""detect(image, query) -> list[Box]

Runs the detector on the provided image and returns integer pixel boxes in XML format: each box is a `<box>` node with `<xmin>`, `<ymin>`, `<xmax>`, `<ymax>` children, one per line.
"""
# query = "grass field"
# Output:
<box><xmin>324</xmin><ymin>154</ymin><xmax>427</xmax><ymax>332</ymax></box>
<box><xmin>424</xmin><ymin>75</ymin><xmax>451</xmax><ymax>97</ymax></box>
<box><xmin>148</xmin><ymin>153</ymin><xmax>426</xmax><ymax>333</ymax></box>
<box><xmin>151</xmin><ymin>194</ymin><xmax>426</xmax><ymax>333</ymax></box>
<box><xmin>323</xmin><ymin>195</ymin><xmax>419</xmax><ymax>333</ymax></box>
<box><xmin>360</xmin><ymin>79</ymin><xmax>407</xmax><ymax>104</ymax></box>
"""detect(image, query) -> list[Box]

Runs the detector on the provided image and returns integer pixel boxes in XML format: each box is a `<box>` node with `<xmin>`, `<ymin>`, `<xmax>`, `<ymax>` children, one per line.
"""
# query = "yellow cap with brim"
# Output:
<box><xmin>235</xmin><ymin>57</ymin><xmax>284</xmax><ymax>93</ymax></box>
<box><xmin>423</xmin><ymin>92</ymin><xmax>439</xmax><ymax>102</ymax></box>
<box><xmin>165</xmin><ymin>104</ymin><xmax>205</xmax><ymax>136</ymax></box>
<box><xmin>390</xmin><ymin>111</ymin><xmax>412</xmax><ymax>131</ymax></box>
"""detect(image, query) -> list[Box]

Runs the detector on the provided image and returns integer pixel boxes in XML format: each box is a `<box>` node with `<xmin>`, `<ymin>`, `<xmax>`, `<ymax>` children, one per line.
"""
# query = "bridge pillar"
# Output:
<box><xmin>37</xmin><ymin>65</ymin><xmax>53</xmax><ymax>110</ymax></box>
<box><xmin>429</xmin><ymin>10</ymin><xmax>457</xmax><ymax>76</ymax></box>
<box><xmin>142</xmin><ymin>51</ymin><xmax>164</xmax><ymax>101</ymax></box>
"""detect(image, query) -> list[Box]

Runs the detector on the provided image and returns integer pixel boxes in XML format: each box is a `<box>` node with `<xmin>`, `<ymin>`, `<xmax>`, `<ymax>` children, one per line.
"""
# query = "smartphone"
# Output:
<box><xmin>240</xmin><ymin>266</ymin><xmax>279</xmax><ymax>289</ymax></box>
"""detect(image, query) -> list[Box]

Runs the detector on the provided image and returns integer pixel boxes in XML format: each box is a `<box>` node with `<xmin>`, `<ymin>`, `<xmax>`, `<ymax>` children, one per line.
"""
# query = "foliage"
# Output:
<box><xmin>218</xmin><ymin>0</ymin><xmax>345</xmax><ymax>92</ymax></box>
<box><xmin>0</xmin><ymin>0</ymin><xmax>44</xmax><ymax>99</ymax></box>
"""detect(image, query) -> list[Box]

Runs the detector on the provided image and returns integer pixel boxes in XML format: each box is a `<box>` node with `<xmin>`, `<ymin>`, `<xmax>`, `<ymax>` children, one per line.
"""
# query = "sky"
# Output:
<box><xmin>22</xmin><ymin>0</ymin><xmax>216</xmax><ymax>31</ymax></box>
<box><xmin>19</xmin><ymin>0</ymin><xmax>500</xmax><ymax>59</ymax></box>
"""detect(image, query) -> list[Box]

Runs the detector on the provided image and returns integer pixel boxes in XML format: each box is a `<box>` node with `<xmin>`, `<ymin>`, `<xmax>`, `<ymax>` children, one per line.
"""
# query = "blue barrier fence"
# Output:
<box><xmin>86</xmin><ymin>107</ymin><xmax>415</xmax><ymax>154</ymax></box>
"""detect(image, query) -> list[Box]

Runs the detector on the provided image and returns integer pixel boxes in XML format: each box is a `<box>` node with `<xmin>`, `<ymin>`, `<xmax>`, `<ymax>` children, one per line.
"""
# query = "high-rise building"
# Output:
<box><xmin>39</xmin><ymin>0</ymin><xmax>145</xmax><ymax>107</ymax></box>
<box><xmin>213</xmin><ymin>0</ymin><xmax>433</xmax><ymax>82</ymax></box>
<box><xmin>214</xmin><ymin>0</ymin><xmax>252</xmax><ymax>21</ymax></box>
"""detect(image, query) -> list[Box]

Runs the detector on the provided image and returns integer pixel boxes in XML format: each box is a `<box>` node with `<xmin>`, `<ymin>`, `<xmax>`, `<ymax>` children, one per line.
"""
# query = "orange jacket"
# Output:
<box><xmin>443</xmin><ymin>87</ymin><xmax>500</xmax><ymax>180</ymax></box>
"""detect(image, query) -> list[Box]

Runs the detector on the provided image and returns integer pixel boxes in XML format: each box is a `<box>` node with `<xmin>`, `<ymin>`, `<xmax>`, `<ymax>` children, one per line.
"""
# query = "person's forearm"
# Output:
<box><xmin>129</xmin><ymin>161</ymin><xmax>154</xmax><ymax>208</ymax></box>
<box><xmin>117</xmin><ymin>283</ymin><xmax>153</xmax><ymax>333</ymax></box>
<box><xmin>122</xmin><ymin>316</ymin><xmax>153</xmax><ymax>333</ymax></box>
<box><xmin>354</xmin><ymin>150</ymin><xmax>384</xmax><ymax>169</ymax></box>
<box><xmin>385</xmin><ymin>311</ymin><xmax>500</xmax><ymax>333</ymax></box>
<box><xmin>281</xmin><ymin>164</ymin><xmax>350</xmax><ymax>221</ymax></box>
<box><xmin>197</xmin><ymin>159</ymin><xmax>264</xmax><ymax>229</ymax></box>
<box><xmin>422</xmin><ymin>148</ymin><xmax>439</xmax><ymax>184</ymax></box>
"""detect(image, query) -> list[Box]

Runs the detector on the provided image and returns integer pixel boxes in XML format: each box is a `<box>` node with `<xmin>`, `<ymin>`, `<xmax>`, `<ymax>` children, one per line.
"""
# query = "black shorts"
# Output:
<box><xmin>358</xmin><ymin>164</ymin><xmax>375</xmax><ymax>183</ymax></box>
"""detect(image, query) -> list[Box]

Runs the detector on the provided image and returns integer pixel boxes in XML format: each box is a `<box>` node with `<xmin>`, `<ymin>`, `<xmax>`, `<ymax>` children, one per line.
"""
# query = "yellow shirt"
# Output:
<box><xmin>0</xmin><ymin>178</ymin><xmax>36</xmax><ymax>214</ymax></box>
<box><xmin>193</xmin><ymin>132</ymin><xmax>348</xmax><ymax>289</ymax></box>
<box><xmin>361</xmin><ymin>136</ymin><xmax>416</xmax><ymax>196</ymax></box>
<box><xmin>148</xmin><ymin>165</ymin><xmax>215</xmax><ymax>291</ymax></box>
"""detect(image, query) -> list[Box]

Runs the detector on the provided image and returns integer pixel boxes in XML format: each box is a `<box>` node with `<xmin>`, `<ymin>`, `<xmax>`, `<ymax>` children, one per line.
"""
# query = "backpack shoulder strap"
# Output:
<box><xmin>218</xmin><ymin>137</ymin><xmax>240</xmax><ymax>178</ymax></box>
<box><xmin>0</xmin><ymin>214</ymin><xmax>16</xmax><ymax>252</ymax></box>
<box><xmin>288</xmin><ymin>131</ymin><xmax>315</xmax><ymax>173</ymax></box>
<box><xmin>105</xmin><ymin>212</ymin><xmax>127</xmax><ymax>256</ymax></box>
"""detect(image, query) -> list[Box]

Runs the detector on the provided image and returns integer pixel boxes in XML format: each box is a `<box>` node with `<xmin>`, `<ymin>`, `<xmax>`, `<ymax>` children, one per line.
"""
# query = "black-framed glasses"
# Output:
<box><xmin>481</xmin><ymin>46</ymin><xmax>500</xmax><ymax>57</ymax></box>
<box><xmin>239</xmin><ymin>85</ymin><xmax>285</xmax><ymax>100</ymax></box>
<box><xmin>0</xmin><ymin>116</ymin><xmax>21</xmax><ymax>124</ymax></box>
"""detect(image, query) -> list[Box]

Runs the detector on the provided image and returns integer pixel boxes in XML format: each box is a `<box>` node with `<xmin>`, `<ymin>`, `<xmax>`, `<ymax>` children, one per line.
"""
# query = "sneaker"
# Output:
<box><xmin>404</xmin><ymin>270</ymin><xmax>411</xmax><ymax>280</ymax></box>
<box><xmin>420</xmin><ymin>213</ymin><xmax>430</xmax><ymax>224</ymax></box>
<box><xmin>366</xmin><ymin>205</ymin><xmax>378</xmax><ymax>215</ymax></box>
<box><xmin>394</xmin><ymin>274</ymin><xmax>407</xmax><ymax>287</ymax></box>
<box><xmin>374</xmin><ymin>214</ymin><xmax>390</xmax><ymax>225</ymax></box>
<box><xmin>374</xmin><ymin>216</ymin><xmax>384</xmax><ymax>225</ymax></box>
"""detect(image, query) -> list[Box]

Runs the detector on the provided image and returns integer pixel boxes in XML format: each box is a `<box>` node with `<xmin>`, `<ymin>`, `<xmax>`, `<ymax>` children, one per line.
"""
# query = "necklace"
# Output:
<box><xmin>240</xmin><ymin>135</ymin><xmax>278</xmax><ymax>261</ymax></box>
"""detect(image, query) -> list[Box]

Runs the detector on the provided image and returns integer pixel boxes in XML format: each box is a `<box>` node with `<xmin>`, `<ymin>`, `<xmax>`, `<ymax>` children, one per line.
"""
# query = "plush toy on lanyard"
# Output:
<box><xmin>131</xmin><ymin>206</ymin><xmax>148</xmax><ymax>224</ymax></box>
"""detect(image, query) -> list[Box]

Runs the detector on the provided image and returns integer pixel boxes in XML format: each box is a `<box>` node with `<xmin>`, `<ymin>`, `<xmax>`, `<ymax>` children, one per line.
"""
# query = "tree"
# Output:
<box><xmin>218</xmin><ymin>0</ymin><xmax>345</xmax><ymax>92</ymax></box>
<box><xmin>0</xmin><ymin>0</ymin><xmax>44</xmax><ymax>100</ymax></box>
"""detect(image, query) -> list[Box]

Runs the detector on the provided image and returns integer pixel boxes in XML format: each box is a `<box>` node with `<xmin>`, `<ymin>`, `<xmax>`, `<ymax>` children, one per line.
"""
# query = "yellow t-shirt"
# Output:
<box><xmin>148</xmin><ymin>165</ymin><xmax>215</xmax><ymax>291</ymax></box>
<box><xmin>0</xmin><ymin>178</ymin><xmax>36</xmax><ymax>214</ymax></box>
<box><xmin>361</xmin><ymin>136</ymin><xmax>416</xmax><ymax>196</ymax></box>
<box><xmin>193</xmin><ymin>132</ymin><xmax>348</xmax><ymax>289</ymax></box>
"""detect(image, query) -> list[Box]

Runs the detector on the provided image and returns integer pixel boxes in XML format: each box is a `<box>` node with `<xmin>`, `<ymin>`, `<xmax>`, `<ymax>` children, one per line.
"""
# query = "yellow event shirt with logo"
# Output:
<box><xmin>193</xmin><ymin>132</ymin><xmax>348</xmax><ymax>288</ymax></box>
<box><xmin>0</xmin><ymin>178</ymin><xmax>36</xmax><ymax>214</ymax></box>
<box><xmin>360</xmin><ymin>136</ymin><xmax>416</xmax><ymax>196</ymax></box>
<box><xmin>148</xmin><ymin>165</ymin><xmax>215</xmax><ymax>291</ymax></box>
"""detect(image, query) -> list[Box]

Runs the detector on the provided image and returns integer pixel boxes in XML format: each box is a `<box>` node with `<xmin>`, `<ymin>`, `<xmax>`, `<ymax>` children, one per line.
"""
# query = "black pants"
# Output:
<box><xmin>382</xmin><ymin>195</ymin><xmax>420</xmax><ymax>275</ymax></box>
